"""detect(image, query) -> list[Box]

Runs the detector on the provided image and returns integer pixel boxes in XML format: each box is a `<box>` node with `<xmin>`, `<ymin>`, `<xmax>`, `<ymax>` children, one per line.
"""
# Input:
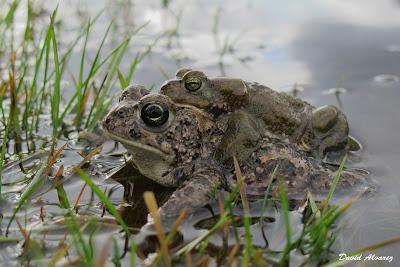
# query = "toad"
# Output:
<box><xmin>159</xmin><ymin>69</ymin><xmax>359</xmax><ymax>160</ymax></box>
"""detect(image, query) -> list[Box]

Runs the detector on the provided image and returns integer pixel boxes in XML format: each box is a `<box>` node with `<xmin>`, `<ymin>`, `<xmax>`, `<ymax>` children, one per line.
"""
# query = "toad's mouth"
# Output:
<box><xmin>103</xmin><ymin>130</ymin><xmax>178</xmax><ymax>186</ymax></box>
<box><xmin>103</xmin><ymin>130</ymin><xmax>175</xmax><ymax>162</ymax></box>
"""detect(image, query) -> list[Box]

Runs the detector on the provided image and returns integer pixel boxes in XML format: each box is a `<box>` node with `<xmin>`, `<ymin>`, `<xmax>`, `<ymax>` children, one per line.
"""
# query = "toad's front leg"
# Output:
<box><xmin>158</xmin><ymin>162</ymin><xmax>224</xmax><ymax>220</ymax></box>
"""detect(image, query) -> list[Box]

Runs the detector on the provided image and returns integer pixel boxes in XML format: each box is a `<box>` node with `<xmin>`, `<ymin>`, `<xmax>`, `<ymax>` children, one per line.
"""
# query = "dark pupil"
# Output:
<box><xmin>141</xmin><ymin>103</ymin><xmax>169</xmax><ymax>127</ymax></box>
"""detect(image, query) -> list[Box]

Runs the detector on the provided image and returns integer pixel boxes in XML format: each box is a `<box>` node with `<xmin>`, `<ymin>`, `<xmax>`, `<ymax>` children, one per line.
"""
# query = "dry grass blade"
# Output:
<box><xmin>166</xmin><ymin>209</ymin><xmax>186</xmax><ymax>245</ymax></box>
<box><xmin>54</xmin><ymin>165</ymin><xmax>64</xmax><ymax>179</ymax></box>
<box><xmin>39</xmin><ymin>207</ymin><xmax>45</xmax><ymax>222</ymax></box>
<box><xmin>233</xmin><ymin>154</ymin><xmax>254</xmax><ymax>266</ymax></box>
<box><xmin>232</xmin><ymin>155</ymin><xmax>249</xmax><ymax>215</ymax></box>
<box><xmin>0</xmin><ymin>112</ymin><xmax>12</xmax><ymax>199</ymax></box>
<box><xmin>143</xmin><ymin>191</ymin><xmax>171</xmax><ymax>267</ymax></box>
<box><xmin>96</xmin><ymin>234</ymin><xmax>113</xmax><ymax>267</ymax></box>
<box><xmin>16</xmin><ymin>219</ymin><xmax>29</xmax><ymax>241</ymax></box>
<box><xmin>217</xmin><ymin>194</ymin><xmax>229</xmax><ymax>262</ymax></box>
<box><xmin>193</xmin><ymin>255</ymin><xmax>210</xmax><ymax>267</ymax></box>
<box><xmin>225</xmin><ymin>244</ymin><xmax>240</xmax><ymax>267</ymax></box>
<box><xmin>73</xmin><ymin>183</ymin><xmax>87</xmax><ymax>210</ymax></box>
<box><xmin>47</xmin><ymin>143</ymin><xmax>67</xmax><ymax>170</ymax></box>
<box><xmin>48</xmin><ymin>243</ymin><xmax>69</xmax><ymax>267</ymax></box>
<box><xmin>185</xmin><ymin>252</ymin><xmax>194</xmax><ymax>267</ymax></box>
<box><xmin>16</xmin><ymin>219</ymin><xmax>31</xmax><ymax>258</ymax></box>
<box><xmin>151</xmin><ymin>209</ymin><xmax>187</xmax><ymax>265</ymax></box>
<box><xmin>51</xmin><ymin>146</ymin><xmax>102</xmax><ymax>189</ymax></box>
<box><xmin>72</xmin><ymin>146</ymin><xmax>103</xmax><ymax>173</ymax></box>
<box><xmin>176</xmin><ymin>213</ymin><xmax>230</xmax><ymax>256</ymax></box>
<box><xmin>16</xmin><ymin>218</ymin><xmax>44</xmax><ymax>260</ymax></box>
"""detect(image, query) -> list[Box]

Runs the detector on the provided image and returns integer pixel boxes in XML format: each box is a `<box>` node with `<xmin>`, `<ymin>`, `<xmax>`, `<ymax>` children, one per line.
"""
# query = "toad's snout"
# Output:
<box><xmin>102</xmin><ymin>102</ymin><xmax>137</xmax><ymax>132</ymax></box>
<box><xmin>160</xmin><ymin>80</ymin><xmax>180</xmax><ymax>96</ymax></box>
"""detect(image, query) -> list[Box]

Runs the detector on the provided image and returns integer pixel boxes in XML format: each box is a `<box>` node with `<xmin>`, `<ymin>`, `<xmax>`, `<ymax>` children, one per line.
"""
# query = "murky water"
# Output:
<box><xmin>2</xmin><ymin>0</ymin><xmax>400</xmax><ymax>265</ymax></box>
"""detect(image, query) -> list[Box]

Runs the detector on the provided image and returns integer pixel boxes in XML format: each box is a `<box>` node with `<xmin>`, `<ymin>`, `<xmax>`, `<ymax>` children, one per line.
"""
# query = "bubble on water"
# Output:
<box><xmin>373</xmin><ymin>74</ymin><xmax>400</xmax><ymax>85</ymax></box>
<box><xmin>386</xmin><ymin>45</ymin><xmax>400</xmax><ymax>53</ymax></box>
<box><xmin>322</xmin><ymin>87</ymin><xmax>347</xmax><ymax>95</ymax></box>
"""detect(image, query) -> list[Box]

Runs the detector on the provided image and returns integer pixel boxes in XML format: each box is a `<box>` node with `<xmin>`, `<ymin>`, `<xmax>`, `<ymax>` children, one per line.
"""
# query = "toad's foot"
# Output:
<box><xmin>158</xmin><ymin>162</ymin><xmax>224</xmax><ymax>220</ymax></box>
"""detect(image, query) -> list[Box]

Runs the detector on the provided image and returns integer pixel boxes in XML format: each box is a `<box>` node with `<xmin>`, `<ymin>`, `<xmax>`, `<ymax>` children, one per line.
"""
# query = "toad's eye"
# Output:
<box><xmin>141</xmin><ymin>103</ymin><xmax>169</xmax><ymax>127</ymax></box>
<box><xmin>184</xmin><ymin>77</ymin><xmax>202</xmax><ymax>91</ymax></box>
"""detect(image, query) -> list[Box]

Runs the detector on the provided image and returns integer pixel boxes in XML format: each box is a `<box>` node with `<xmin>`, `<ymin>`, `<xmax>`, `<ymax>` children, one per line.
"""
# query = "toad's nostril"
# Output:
<box><xmin>129</xmin><ymin>127</ymin><xmax>141</xmax><ymax>138</ymax></box>
<box><xmin>117</xmin><ymin>109</ymin><xmax>126</xmax><ymax>118</ymax></box>
<box><xmin>105</xmin><ymin>118</ymin><xmax>110</xmax><ymax>124</ymax></box>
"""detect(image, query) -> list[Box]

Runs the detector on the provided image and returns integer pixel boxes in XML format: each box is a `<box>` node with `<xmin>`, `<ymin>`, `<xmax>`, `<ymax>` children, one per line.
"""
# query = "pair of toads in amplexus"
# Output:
<box><xmin>102</xmin><ymin>68</ymin><xmax>369</xmax><ymax>221</ymax></box>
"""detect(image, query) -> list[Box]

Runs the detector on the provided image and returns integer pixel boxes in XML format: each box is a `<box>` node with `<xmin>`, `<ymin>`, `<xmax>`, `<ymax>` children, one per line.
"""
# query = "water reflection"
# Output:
<box><xmin>288</xmin><ymin>13</ymin><xmax>400</xmax><ymax>256</ymax></box>
<box><xmin>111</xmin><ymin>163</ymin><xmax>174</xmax><ymax>229</ymax></box>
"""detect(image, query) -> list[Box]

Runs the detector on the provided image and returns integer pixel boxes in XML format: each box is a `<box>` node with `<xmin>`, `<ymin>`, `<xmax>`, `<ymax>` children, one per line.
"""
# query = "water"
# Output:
<box><xmin>3</xmin><ymin>0</ymin><xmax>400</xmax><ymax>265</ymax></box>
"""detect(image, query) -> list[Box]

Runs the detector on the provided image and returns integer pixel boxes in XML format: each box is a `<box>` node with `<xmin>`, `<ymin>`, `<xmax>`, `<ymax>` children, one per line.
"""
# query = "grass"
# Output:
<box><xmin>0</xmin><ymin>1</ymin><xmax>150</xmax><ymax>147</ymax></box>
<box><xmin>0</xmin><ymin>115</ymin><xmax>12</xmax><ymax>198</ymax></box>
<box><xmin>0</xmin><ymin>1</ymin><xmax>147</xmax><ymax>264</ymax></box>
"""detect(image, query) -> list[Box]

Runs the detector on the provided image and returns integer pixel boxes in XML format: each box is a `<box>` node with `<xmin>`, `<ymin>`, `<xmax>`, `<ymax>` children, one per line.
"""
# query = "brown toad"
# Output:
<box><xmin>159</xmin><ymin>69</ymin><xmax>359</xmax><ymax>160</ymax></box>
<box><xmin>102</xmin><ymin>89</ymin><xmax>366</xmax><ymax>219</ymax></box>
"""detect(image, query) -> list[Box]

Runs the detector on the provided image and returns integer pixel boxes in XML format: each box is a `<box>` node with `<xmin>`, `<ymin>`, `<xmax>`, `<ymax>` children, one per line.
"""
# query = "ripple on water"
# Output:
<box><xmin>322</xmin><ymin>87</ymin><xmax>347</xmax><ymax>95</ymax></box>
<box><xmin>373</xmin><ymin>74</ymin><xmax>400</xmax><ymax>85</ymax></box>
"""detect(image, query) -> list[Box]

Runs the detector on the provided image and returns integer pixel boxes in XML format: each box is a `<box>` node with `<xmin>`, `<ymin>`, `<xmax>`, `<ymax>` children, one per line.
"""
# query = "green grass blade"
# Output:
<box><xmin>113</xmin><ymin>238</ymin><xmax>121</xmax><ymax>267</ymax></box>
<box><xmin>77</xmin><ymin>169</ymin><xmax>130</xmax><ymax>234</ymax></box>
<box><xmin>326</xmin><ymin>154</ymin><xmax>347</xmax><ymax>205</ymax></box>
<box><xmin>130</xmin><ymin>240</ymin><xmax>136</xmax><ymax>267</ymax></box>
<box><xmin>259</xmin><ymin>164</ymin><xmax>279</xmax><ymax>229</ymax></box>
<box><xmin>75</xmin><ymin>18</ymin><xmax>91</xmax><ymax>129</ymax></box>
<box><xmin>4</xmin><ymin>0</ymin><xmax>19</xmax><ymax>26</ymax></box>
<box><xmin>64</xmin><ymin>211</ymin><xmax>93</xmax><ymax>264</ymax></box>
<box><xmin>125</xmin><ymin>55</ymin><xmax>140</xmax><ymax>85</ymax></box>
<box><xmin>83</xmin><ymin>36</ymin><xmax>131</xmax><ymax>130</ymax></box>
<box><xmin>34</xmin><ymin>23</ymin><xmax>53</xmax><ymax>132</ymax></box>
<box><xmin>55</xmin><ymin>180</ymin><xmax>71</xmax><ymax>209</ymax></box>
<box><xmin>49</xmin><ymin>11</ymin><xmax>61</xmax><ymax>138</ymax></box>
<box><xmin>84</xmin><ymin>73</ymin><xmax>108</xmax><ymax>130</ymax></box>
<box><xmin>5</xmin><ymin>163</ymin><xmax>47</xmax><ymax>235</ymax></box>
<box><xmin>53</xmin><ymin>171</ymin><xmax>93</xmax><ymax>264</ymax></box>
<box><xmin>28</xmin><ymin>26</ymin><xmax>51</xmax><ymax>137</ymax></box>
<box><xmin>116</xmin><ymin>67</ymin><xmax>127</xmax><ymax>89</ymax></box>
<box><xmin>76</xmin><ymin>20</ymin><xmax>113</xmax><ymax>129</ymax></box>
<box><xmin>278</xmin><ymin>178</ymin><xmax>292</xmax><ymax>266</ymax></box>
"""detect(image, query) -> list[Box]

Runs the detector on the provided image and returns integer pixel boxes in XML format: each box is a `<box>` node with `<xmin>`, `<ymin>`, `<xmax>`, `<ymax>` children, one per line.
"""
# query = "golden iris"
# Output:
<box><xmin>184</xmin><ymin>77</ymin><xmax>202</xmax><ymax>91</ymax></box>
